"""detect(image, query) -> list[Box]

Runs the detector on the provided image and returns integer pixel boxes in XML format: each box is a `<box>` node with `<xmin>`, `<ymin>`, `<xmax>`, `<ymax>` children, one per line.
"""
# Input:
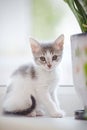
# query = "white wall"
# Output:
<box><xmin>0</xmin><ymin>0</ymin><xmax>31</xmax><ymax>84</ymax></box>
<box><xmin>58</xmin><ymin>87</ymin><xmax>83</xmax><ymax>116</ymax></box>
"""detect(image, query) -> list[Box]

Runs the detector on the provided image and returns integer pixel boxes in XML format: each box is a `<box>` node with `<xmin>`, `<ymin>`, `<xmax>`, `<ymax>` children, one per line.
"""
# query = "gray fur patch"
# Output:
<box><xmin>12</xmin><ymin>65</ymin><xmax>29</xmax><ymax>76</ymax></box>
<box><xmin>37</xmin><ymin>42</ymin><xmax>62</xmax><ymax>55</ymax></box>
<box><xmin>12</xmin><ymin>64</ymin><xmax>37</xmax><ymax>79</ymax></box>
<box><xmin>41</xmin><ymin>43</ymin><xmax>55</xmax><ymax>54</ymax></box>
<box><xmin>30</xmin><ymin>66</ymin><xmax>36</xmax><ymax>79</ymax></box>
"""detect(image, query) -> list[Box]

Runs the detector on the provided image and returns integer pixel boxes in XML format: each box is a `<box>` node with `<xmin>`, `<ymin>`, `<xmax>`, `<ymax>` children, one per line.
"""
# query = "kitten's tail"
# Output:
<box><xmin>3</xmin><ymin>95</ymin><xmax>36</xmax><ymax>116</ymax></box>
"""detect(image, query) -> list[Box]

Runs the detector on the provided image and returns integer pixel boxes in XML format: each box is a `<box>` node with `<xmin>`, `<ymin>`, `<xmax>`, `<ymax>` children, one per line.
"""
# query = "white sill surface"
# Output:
<box><xmin>0</xmin><ymin>116</ymin><xmax>87</xmax><ymax>130</ymax></box>
<box><xmin>0</xmin><ymin>86</ymin><xmax>85</xmax><ymax>130</ymax></box>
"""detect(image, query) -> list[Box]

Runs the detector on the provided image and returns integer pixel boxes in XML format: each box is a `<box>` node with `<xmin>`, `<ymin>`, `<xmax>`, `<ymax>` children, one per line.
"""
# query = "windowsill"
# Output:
<box><xmin>0</xmin><ymin>85</ymin><xmax>74</xmax><ymax>95</ymax></box>
<box><xmin>0</xmin><ymin>116</ymin><xmax>87</xmax><ymax>130</ymax></box>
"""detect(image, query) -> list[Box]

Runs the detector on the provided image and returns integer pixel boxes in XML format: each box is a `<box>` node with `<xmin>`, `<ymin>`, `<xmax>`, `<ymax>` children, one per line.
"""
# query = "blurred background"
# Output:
<box><xmin>0</xmin><ymin>0</ymin><xmax>81</xmax><ymax>85</ymax></box>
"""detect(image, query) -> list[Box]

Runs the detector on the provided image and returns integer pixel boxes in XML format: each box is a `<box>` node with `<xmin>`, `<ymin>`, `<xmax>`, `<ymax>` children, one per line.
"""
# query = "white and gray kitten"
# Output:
<box><xmin>3</xmin><ymin>34</ymin><xmax>65</xmax><ymax>118</ymax></box>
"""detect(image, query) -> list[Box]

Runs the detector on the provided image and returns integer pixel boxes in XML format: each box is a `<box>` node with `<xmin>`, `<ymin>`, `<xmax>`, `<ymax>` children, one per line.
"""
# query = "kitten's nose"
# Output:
<box><xmin>47</xmin><ymin>64</ymin><xmax>52</xmax><ymax>68</ymax></box>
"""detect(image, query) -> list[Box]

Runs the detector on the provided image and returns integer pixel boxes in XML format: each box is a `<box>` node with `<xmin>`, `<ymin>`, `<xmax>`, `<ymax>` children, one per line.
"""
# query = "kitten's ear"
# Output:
<box><xmin>54</xmin><ymin>34</ymin><xmax>64</xmax><ymax>49</ymax></box>
<box><xmin>30</xmin><ymin>38</ymin><xmax>40</xmax><ymax>53</ymax></box>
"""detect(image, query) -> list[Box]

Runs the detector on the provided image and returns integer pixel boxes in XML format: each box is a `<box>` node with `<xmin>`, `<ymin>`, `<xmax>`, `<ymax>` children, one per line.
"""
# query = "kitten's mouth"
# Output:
<box><xmin>46</xmin><ymin>66</ymin><xmax>54</xmax><ymax>71</ymax></box>
<box><xmin>41</xmin><ymin>65</ymin><xmax>55</xmax><ymax>71</ymax></box>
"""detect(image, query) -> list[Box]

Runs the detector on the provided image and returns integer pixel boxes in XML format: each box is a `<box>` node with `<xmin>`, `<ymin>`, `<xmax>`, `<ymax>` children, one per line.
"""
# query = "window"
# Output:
<box><xmin>0</xmin><ymin>0</ymin><xmax>81</xmax><ymax>85</ymax></box>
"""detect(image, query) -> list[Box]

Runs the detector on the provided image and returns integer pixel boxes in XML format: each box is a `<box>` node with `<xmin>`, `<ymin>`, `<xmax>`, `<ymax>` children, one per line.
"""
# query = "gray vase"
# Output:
<box><xmin>71</xmin><ymin>33</ymin><xmax>87</xmax><ymax>120</ymax></box>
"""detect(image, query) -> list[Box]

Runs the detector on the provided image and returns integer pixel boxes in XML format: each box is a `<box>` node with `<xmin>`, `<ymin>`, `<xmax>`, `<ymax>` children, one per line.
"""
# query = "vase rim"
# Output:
<box><xmin>71</xmin><ymin>32</ymin><xmax>87</xmax><ymax>38</ymax></box>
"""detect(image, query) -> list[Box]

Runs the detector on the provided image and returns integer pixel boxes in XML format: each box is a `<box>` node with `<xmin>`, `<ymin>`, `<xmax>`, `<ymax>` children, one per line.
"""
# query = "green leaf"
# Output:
<box><xmin>83</xmin><ymin>62</ymin><xmax>87</xmax><ymax>77</ymax></box>
<box><xmin>84</xmin><ymin>47</ymin><xmax>87</xmax><ymax>55</ymax></box>
<box><xmin>63</xmin><ymin>0</ymin><xmax>87</xmax><ymax>32</ymax></box>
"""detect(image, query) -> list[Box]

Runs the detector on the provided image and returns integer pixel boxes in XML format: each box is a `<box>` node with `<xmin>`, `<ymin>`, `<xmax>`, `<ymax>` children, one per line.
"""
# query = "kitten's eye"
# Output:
<box><xmin>52</xmin><ymin>55</ymin><xmax>58</xmax><ymax>61</ymax></box>
<box><xmin>40</xmin><ymin>56</ymin><xmax>46</xmax><ymax>61</ymax></box>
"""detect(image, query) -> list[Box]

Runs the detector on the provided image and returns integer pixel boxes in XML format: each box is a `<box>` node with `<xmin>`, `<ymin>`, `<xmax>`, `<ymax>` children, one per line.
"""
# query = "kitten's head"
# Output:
<box><xmin>30</xmin><ymin>35</ymin><xmax>64</xmax><ymax>71</ymax></box>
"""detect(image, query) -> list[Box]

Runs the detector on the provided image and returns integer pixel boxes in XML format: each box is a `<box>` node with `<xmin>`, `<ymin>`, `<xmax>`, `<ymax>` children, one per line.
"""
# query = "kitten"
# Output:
<box><xmin>3</xmin><ymin>35</ymin><xmax>65</xmax><ymax>118</ymax></box>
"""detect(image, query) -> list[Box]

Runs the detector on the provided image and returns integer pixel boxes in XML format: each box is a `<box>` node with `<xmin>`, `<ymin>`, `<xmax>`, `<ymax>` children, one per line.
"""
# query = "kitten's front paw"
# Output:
<box><xmin>51</xmin><ymin>110</ymin><xmax>65</xmax><ymax>118</ymax></box>
<box><xmin>36</xmin><ymin>110</ymin><xmax>45</xmax><ymax>116</ymax></box>
<box><xmin>57</xmin><ymin>109</ymin><xmax>65</xmax><ymax>118</ymax></box>
<box><xmin>27</xmin><ymin>111</ymin><xmax>36</xmax><ymax>117</ymax></box>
